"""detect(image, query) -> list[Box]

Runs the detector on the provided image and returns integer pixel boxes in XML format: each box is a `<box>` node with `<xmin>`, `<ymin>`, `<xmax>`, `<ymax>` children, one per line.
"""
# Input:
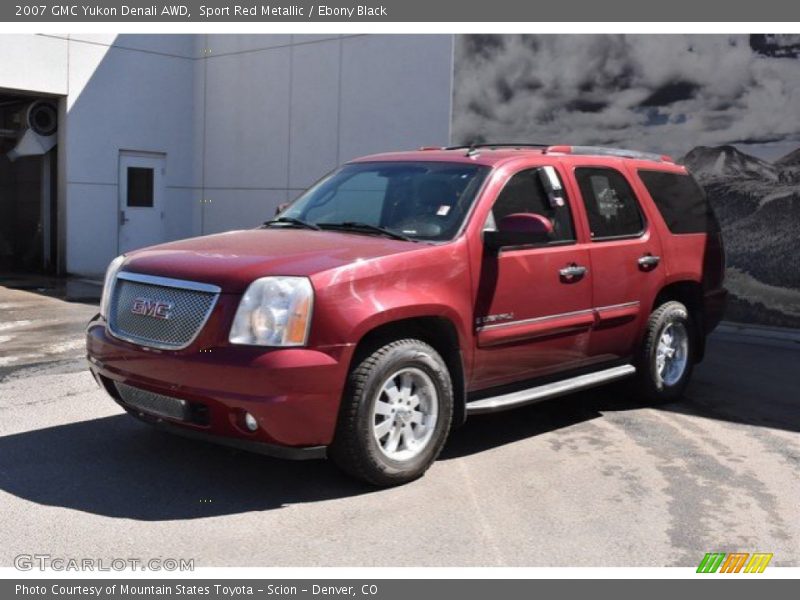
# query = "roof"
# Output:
<box><xmin>350</xmin><ymin>144</ymin><xmax>686</xmax><ymax>172</ymax></box>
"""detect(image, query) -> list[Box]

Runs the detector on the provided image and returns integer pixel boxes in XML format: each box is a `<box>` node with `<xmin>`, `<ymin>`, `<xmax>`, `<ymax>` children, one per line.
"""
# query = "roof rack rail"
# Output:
<box><xmin>545</xmin><ymin>145</ymin><xmax>674</xmax><ymax>163</ymax></box>
<box><xmin>446</xmin><ymin>142</ymin><xmax>551</xmax><ymax>157</ymax></box>
<box><xmin>445</xmin><ymin>143</ymin><xmax>550</xmax><ymax>151</ymax></box>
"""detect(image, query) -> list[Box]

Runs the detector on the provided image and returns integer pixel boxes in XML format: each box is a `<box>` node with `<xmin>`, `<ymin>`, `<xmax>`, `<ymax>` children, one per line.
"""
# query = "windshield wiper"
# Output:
<box><xmin>320</xmin><ymin>222</ymin><xmax>415</xmax><ymax>242</ymax></box>
<box><xmin>262</xmin><ymin>217</ymin><xmax>321</xmax><ymax>231</ymax></box>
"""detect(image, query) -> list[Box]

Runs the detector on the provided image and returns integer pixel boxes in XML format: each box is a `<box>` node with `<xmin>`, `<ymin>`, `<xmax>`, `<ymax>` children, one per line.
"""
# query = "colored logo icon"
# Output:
<box><xmin>697</xmin><ymin>552</ymin><xmax>773</xmax><ymax>573</ymax></box>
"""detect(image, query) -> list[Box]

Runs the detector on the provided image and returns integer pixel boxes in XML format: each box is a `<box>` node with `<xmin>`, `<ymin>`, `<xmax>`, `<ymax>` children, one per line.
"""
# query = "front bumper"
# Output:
<box><xmin>86</xmin><ymin>315</ymin><xmax>353</xmax><ymax>454</ymax></box>
<box><xmin>133</xmin><ymin>411</ymin><xmax>326</xmax><ymax>459</ymax></box>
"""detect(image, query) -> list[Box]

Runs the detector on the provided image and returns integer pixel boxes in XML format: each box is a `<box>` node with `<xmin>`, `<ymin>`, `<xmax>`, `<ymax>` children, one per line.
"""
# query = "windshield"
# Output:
<box><xmin>277</xmin><ymin>161</ymin><xmax>490</xmax><ymax>241</ymax></box>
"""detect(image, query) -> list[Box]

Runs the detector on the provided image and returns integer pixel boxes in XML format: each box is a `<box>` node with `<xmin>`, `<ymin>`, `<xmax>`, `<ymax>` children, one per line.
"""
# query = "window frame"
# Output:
<box><xmin>573</xmin><ymin>166</ymin><xmax>648</xmax><ymax>242</ymax></box>
<box><xmin>484</xmin><ymin>165</ymin><xmax>578</xmax><ymax>251</ymax></box>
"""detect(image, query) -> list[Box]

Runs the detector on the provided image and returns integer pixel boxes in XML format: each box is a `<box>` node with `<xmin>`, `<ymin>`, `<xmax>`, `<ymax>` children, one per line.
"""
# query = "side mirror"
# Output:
<box><xmin>275</xmin><ymin>202</ymin><xmax>289</xmax><ymax>216</ymax></box>
<box><xmin>484</xmin><ymin>213</ymin><xmax>553</xmax><ymax>250</ymax></box>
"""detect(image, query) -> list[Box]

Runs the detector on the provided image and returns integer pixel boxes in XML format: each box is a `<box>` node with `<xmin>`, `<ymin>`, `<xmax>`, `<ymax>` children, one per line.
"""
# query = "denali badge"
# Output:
<box><xmin>131</xmin><ymin>297</ymin><xmax>174</xmax><ymax>320</ymax></box>
<box><xmin>475</xmin><ymin>312</ymin><xmax>514</xmax><ymax>326</ymax></box>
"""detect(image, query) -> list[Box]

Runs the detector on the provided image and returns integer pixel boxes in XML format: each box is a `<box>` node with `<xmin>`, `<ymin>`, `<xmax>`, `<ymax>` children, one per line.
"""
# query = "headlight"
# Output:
<box><xmin>99</xmin><ymin>255</ymin><xmax>126</xmax><ymax>319</ymax></box>
<box><xmin>229</xmin><ymin>277</ymin><xmax>314</xmax><ymax>347</ymax></box>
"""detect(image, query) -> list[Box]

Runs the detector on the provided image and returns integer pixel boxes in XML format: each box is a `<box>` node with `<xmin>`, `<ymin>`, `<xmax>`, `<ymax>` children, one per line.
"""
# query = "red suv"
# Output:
<box><xmin>86</xmin><ymin>144</ymin><xmax>727</xmax><ymax>486</ymax></box>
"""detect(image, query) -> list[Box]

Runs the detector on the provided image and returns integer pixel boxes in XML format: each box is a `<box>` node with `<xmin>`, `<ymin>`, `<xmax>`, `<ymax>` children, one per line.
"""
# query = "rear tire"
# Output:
<box><xmin>634</xmin><ymin>301</ymin><xmax>695</xmax><ymax>403</ymax></box>
<box><xmin>330</xmin><ymin>339</ymin><xmax>453</xmax><ymax>486</ymax></box>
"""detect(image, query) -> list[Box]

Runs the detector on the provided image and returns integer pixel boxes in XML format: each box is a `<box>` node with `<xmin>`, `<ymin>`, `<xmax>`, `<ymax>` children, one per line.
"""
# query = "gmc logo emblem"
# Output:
<box><xmin>131</xmin><ymin>297</ymin><xmax>174</xmax><ymax>320</ymax></box>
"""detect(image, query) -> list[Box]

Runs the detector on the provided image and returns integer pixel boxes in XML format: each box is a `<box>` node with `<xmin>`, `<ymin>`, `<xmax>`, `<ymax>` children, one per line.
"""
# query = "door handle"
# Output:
<box><xmin>638</xmin><ymin>254</ymin><xmax>661</xmax><ymax>270</ymax></box>
<box><xmin>119</xmin><ymin>210</ymin><xmax>130</xmax><ymax>226</ymax></box>
<box><xmin>559</xmin><ymin>263</ymin><xmax>587</xmax><ymax>282</ymax></box>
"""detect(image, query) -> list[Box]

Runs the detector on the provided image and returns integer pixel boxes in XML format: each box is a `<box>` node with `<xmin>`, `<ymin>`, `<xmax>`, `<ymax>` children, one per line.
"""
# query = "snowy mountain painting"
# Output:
<box><xmin>452</xmin><ymin>34</ymin><xmax>800</xmax><ymax>328</ymax></box>
<box><xmin>681</xmin><ymin>146</ymin><xmax>800</xmax><ymax>327</ymax></box>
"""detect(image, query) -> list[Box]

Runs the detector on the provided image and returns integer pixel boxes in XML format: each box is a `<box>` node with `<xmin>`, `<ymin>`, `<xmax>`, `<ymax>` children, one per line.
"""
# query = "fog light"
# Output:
<box><xmin>244</xmin><ymin>412</ymin><xmax>258</xmax><ymax>432</ymax></box>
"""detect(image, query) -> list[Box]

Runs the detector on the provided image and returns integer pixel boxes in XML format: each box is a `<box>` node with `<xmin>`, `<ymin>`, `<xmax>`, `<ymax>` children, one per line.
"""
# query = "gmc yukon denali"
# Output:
<box><xmin>86</xmin><ymin>144</ymin><xmax>727</xmax><ymax>486</ymax></box>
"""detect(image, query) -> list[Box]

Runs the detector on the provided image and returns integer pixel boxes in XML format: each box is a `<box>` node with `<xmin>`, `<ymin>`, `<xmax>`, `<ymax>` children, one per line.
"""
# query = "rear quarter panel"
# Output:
<box><xmin>624</xmin><ymin>162</ymin><xmax>707</xmax><ymax>291</ymax></box>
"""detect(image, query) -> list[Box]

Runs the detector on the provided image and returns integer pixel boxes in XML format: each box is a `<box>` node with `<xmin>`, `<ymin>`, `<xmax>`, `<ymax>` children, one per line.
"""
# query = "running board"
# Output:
<box><xmin>466</xmin><ymin>364</ymin><xmax>636</xmax><ymax>415</ymax></box>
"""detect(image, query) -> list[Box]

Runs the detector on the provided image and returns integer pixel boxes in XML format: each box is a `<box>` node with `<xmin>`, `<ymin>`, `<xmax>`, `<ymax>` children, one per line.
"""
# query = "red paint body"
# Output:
<box><xmin>87</xmin><ymin>148</ymin><xmax>727</xmax><ymax>452</ymax></box>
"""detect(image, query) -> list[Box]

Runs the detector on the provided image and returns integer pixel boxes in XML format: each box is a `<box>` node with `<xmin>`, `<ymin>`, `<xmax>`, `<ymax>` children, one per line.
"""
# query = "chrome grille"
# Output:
<box><xmin>108</xmin><ymin>272</ymin><xmax>220</xmax><ymax>349</ymax></box>
<box><xmin>115</xmin><ymin>381</ymin><xmax>188</xmax><ymax>420</ymax></box>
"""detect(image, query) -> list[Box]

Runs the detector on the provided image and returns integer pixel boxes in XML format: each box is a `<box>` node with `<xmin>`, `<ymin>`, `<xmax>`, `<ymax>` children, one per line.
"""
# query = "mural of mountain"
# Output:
<box><xmin>681</xmin><ymin>145</ymin><xmax>800</xmax><ymax>326</ymax></box>
<box><xmin>452</xmin><ymin>33</ymin><xmax>800</xmax><ymax>328</ymax></box>
<box><xmin>776</xmin><ymin>148</ymin><xmax>800</xmax><ymax>182</ymax></box>
<box><xmin>776</xmin><ymin>148</ymin><xmax>800</xmax><ymax>166</ymax></box>
<box><xmin>682</xmin><ymin>146</ymin><xmax>778</xmax><ymax>182</ymax></box>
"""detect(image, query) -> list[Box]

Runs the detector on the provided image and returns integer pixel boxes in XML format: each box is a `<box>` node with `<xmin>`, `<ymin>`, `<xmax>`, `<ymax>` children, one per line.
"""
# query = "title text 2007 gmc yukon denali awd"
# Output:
<box><xmin>87</xmin><ymin>144</ymin><xmax>727</xmax><ymax>486</ymax></box>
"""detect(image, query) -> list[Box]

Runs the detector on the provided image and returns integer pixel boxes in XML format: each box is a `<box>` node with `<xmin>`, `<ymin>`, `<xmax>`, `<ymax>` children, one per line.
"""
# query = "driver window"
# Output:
<box><xmin>485</xmin><ymin>167</ymin><xmax>575</xmax><ymax>243</ymax></box>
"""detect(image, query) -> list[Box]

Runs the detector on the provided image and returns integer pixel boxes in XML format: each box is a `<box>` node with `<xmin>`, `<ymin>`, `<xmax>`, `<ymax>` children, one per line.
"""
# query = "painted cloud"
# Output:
<box><xmin>453</xmin><ymin>35</ymin><xmax>800</xmax><ymax>160</ymax></box>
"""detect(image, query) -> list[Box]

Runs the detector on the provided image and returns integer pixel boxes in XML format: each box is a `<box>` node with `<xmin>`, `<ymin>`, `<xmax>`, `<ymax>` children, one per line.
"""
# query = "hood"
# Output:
<box><xmin>121</xmin><ymin>228</ymin><xmax>419</xmax><ymax>292</ymax></box>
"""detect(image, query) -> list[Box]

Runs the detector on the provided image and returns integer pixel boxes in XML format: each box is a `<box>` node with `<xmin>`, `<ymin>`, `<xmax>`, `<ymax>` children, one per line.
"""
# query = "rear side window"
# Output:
<box><xmin>638</xmin><ymin>170</ymin><xmax>720</xmax><ymax>234</ymax></box>
<box><xmin>575</xmin><ymin>167</ymin><xmax>645</xmax><ymax>240</ymax></box>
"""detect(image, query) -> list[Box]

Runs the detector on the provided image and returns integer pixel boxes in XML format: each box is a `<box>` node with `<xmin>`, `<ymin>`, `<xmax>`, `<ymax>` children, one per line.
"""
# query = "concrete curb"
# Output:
<box><xmin>715</xmin><ymin>321</ymin><xmax>800</xmax><ymax>344</ymax></box>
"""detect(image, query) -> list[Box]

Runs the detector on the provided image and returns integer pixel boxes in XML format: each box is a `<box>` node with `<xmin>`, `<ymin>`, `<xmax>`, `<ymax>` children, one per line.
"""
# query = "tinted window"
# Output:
<box><xmin>304</xmin><ymin>170</ymin><xmax>386</xmax><ymax>225</ymax></box>
<box><xmin>576</xmin><ymin>168</ymin><xmax>644</xmax><ymax>239</ymax></box>
<box><xmin>638</xmin><ymin>170</ymin><xmax>720</xmax><ymax>234</ymax></box>
<box><xmin>127</xmin><ymin>167</ymin><xmax>154</xmax><ymax>208</ymax></box>
<box><xmin>486</xmin><ymin>167</ymin><xmax>575</xmax><ymax>243</ymax></box>
<box><xmin>282</xmin><ymin>162</ymin><xmax>490</xmax><ymax>241</ymax></box>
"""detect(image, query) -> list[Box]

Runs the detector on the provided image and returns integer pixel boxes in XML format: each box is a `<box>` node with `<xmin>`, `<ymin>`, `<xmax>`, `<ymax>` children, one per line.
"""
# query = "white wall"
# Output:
<box><xmin>63</xmin><ymin>35</ymin><xmax>197</xmax><ymax>276</ymax></box>
<box><xmin>0</xmin><ymin>34</ymin><xmax>198</xmax><ymax>276</ymax></box>
<box><xmin>0</xmin><ymin>35</ymin><xmax>68</xmax><ymax>95</ymax></box>
<box><xmin>197</xmin><ymin>34</ymin><xmax>454</xmax><ymax>235</ymax></box>
<box><xmin>0</xmin><ymin>34</ymin><xmax>454</xmax><ymax>277</ymax></box>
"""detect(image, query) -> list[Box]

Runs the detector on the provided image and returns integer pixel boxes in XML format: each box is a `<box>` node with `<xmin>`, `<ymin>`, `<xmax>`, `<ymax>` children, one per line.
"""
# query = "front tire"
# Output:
<box><xmin>634</xmin><ymin>301</ymin><xmax>695</xmax><ymax>403</ymax></box>
<box><xmin>330</xmin><ymin>339</ymin><xmax>453</xmax><ymax>486</ymax></box>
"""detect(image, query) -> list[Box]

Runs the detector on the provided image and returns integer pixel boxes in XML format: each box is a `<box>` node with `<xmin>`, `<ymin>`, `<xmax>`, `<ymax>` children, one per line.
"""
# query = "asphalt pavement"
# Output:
<box><xmin>0</xmin><ymin>283</ymin><xmax>798</xmax><ymax>567</ymax></box>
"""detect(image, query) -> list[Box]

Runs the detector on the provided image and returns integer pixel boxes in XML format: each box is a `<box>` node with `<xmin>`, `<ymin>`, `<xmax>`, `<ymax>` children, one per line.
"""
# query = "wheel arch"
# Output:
<box><xmin>652</xmin><ymin>280</ymin><xmax>706</xmax><ymax>362</ymax></box>
<box><xmin>349</xmin><ymin>315</ymin><xmax>468</xmax><ymax>428</ymax></box>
